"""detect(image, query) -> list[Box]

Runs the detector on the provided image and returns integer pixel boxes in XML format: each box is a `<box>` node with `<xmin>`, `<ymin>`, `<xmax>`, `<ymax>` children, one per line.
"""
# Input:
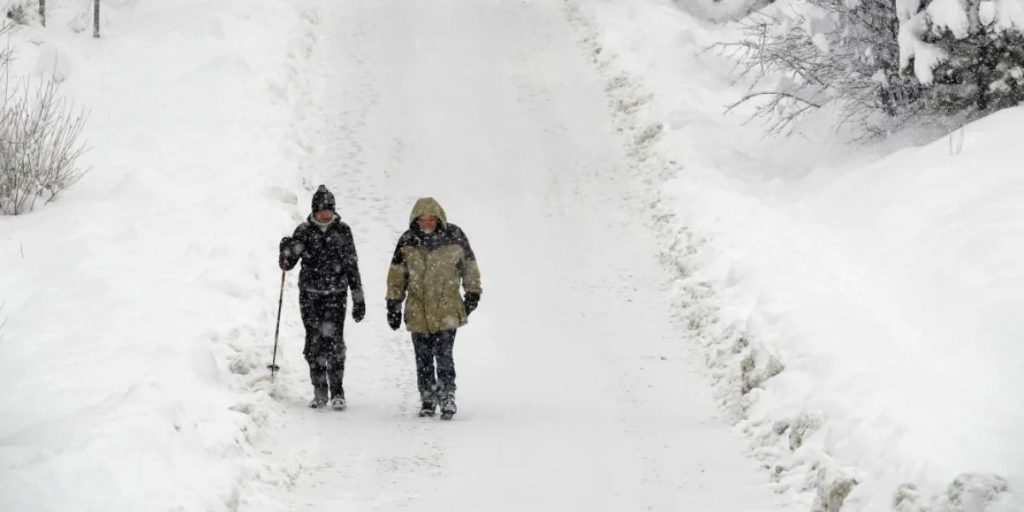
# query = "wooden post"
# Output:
<box><xmin>92</xmin><ymin>0</ymin><xmax>100</xmax><ymax>38</ymax></box>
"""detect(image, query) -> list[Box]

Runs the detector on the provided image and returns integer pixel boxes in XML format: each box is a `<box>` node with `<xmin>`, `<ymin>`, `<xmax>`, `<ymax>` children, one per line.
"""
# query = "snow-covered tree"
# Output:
<box><xmin>717</xmin><ymin>0</ymin><xmax>1024</xmax><ymax>138</ymax></box>
<box><xmin>898</xmin><ymin>0</ymin><xmax>1024</xmax><ymax>115</ymax></box>
<box><xmin>716</xmin><ymin>0</ymin><xmax>925</xmax><ymax>137</ymax></box>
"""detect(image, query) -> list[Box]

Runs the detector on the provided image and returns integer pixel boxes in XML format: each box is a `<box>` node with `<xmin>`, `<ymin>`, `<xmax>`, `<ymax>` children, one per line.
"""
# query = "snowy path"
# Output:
<box><xmin>249</xmin><ymin>1</ymin><xmax>787</xmax><ymax>510</ymax></box>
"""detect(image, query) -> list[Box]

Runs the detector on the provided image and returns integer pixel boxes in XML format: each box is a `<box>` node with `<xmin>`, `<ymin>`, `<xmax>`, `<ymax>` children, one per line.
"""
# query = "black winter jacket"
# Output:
<box><xmin>280</xmin><ymin>216</ymin><xmax>364</xmax><ymax>300</ymax></box>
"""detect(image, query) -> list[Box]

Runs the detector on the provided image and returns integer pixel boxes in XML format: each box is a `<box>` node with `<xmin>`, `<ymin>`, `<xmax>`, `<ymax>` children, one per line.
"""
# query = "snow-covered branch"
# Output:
<box><xmin>716</xmin><ymin>0</ymin><xmax>1024</xmax><ymax>138</ymax></box>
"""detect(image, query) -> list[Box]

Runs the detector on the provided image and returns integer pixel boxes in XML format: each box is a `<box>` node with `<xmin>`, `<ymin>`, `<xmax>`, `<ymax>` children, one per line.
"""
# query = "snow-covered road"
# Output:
<box><xmin>249</xmin><ymin>1</ymin><xmax>787</xmax><ymax>510</ymax></box>
<box><xmin>2</xmin><ymin>0</ymin><xmax>1020</xmax><ymax>510</ymax></box>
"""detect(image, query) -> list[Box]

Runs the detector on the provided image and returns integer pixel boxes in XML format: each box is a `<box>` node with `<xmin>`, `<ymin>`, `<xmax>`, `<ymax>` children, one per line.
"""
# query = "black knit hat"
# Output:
<box><xmin>311</xmin><ymin>185</ymin><xmax>336</xmax><ymax>213</ymax></box>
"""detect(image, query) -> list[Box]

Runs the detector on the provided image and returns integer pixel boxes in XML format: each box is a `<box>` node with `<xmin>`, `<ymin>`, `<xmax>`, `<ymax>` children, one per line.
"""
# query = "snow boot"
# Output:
<box><xmin>309</xmin><ymin>386</ymin><xmax>328</xmax><ymax>409</ymax></box>
<box><xmin>418</xmin><ymin>400</ymin><xmax>436</xmax><ymax>417</ymax></box>
<box><xmin>330</xmin><ymin>396</ymin><xmax>347</xmax><ymax>410</ymax></box>
<box><xmin>440</xmin><ymin>396</ymin><xmax>457</xmax><ymax>421</ymax></box>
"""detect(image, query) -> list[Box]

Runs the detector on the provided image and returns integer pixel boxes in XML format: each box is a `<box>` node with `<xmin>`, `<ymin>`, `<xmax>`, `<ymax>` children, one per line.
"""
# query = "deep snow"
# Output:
<box><xmin>0</xmin><ymin>0</ymin><xmax>1020</xmax><ymax>511</ymax></box>
<box><xmin>582</xmin><ymin>0</ymin><xmax>1022</xmax><ymax>510</ymax></box>
<box><xmin>245</xmin><ymin>0</ymin><xmax>791</xmax><ymax>509</ymax></box>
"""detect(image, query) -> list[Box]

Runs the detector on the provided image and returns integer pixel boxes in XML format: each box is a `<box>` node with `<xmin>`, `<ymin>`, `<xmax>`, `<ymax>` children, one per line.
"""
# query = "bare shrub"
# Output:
<box><xmin>714</xmin><ymin>11</ymin><xmax>833</xmax><ymax>136</ymax></box>
<box><xmin>4</xmin><ymin>1</ymin><xmax>39</xmax><ymax>26</ymax></box>
<box><xmin>0</xmin><ymin>22</ymin><xmax>88</xmax><ymax>215</ymax></box>
<box><xmin>713</xmin><ymin>2</ymin><xmax>925</xmax><ymax>140</ymax></box>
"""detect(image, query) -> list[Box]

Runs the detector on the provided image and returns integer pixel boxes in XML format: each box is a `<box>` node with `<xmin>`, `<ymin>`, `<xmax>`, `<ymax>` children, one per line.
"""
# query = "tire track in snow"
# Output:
<box><xmin>302</xmin><ymin>7</ymin><xmax>452</xmax><ymax>503</ymax></box>
<box><xmin>245</xmin><ymin>0</ymin><xmax>792</xmax><ymax>510</ymax></box>
<box><xmin>241</xmin><ymin>1</ymin><xmax>456</xmax><ymax>509</ymax></box>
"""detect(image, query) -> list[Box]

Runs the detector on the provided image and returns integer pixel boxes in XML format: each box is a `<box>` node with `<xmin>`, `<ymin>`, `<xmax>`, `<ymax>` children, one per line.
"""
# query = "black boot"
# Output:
<box><xmin>418</xmin><ymin>389</ymin><xmax>437</xmax><ymax>417</ymax></box>
<box><xmin>327</xmin><ymin>361</ymin><xmax>346</xmax><ymax>410</ymax></box>
<box><xmin>440</xmin><ymin>395</ymin><xmax>457</xmax><ymax>420</ymax></box>
<box><xmin>309</xmin><ymin>384</ymin><xmax>328</xmax><ymax>409</ymax></box>
<box><xmin>330</xmin><ymin>393</ymin><xmax>347</xmax><ymax>410</ymax></box>
<box><xmin>418</xmin><ymin>400</ymin><xmax>436</xmax><ymax>417</ymax></box>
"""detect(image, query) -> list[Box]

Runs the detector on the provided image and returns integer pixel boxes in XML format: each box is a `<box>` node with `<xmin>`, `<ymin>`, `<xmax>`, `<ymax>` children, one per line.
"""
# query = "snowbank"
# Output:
<box><xmin>569</xmin><ymin>0</ymin><xmax>1023</xmax><ymax>510</ymax></box>
<box><xmin>2</xmin><ymin>0</ymin><xmax>1020</xmax><ymax>509</ymax></box>
<box><xmin>675</xmin><ymin>0</ymin><xmax>768</xmax><ymax>22</ymax></box>
<box><xmin>0</xmin><ymin>0</ymin><xmax>322</xmax><ymax>509</ymax></box>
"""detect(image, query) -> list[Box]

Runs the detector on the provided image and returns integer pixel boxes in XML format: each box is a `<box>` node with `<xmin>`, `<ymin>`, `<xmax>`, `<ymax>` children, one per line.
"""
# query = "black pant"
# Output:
<box><xmin>299</xmin><ymin>291</ymin><xmax>346</xmax><ymax>399</ymax></box>
<box><xmin>412</xmin><ymin>330</ymin><xmax>457</xmax><ymax>402</ymax></box>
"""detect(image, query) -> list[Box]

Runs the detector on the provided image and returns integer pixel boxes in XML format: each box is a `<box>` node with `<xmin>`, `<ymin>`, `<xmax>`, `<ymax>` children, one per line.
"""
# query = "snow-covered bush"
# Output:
<box><xmin>0</xmin><ymin>22</ymin><xmax>88</xmax><ymax>215</ymax></box>
<box><xmin>4</xmin><ymin>0</ymin><xmax>40</xmax><ymax>26</ymax></box>
<box><xmin>678</xmin><ymin>0</ymin><xmax>775</xmax><ymax>21</ymax></box>
<box><xmin>715</xmin><ymin>0</ymin><xmax>924</xmax><ymax>137</ymax></box>
<box><xmin>898</xmin><ymin>0</ymin><xmax>1024</xmax><ymax>117</ymax></box>
<box><xmin>716</xmin><ymin>0</ymin><xmax>1024</xmax><ymax>138</ymax></box>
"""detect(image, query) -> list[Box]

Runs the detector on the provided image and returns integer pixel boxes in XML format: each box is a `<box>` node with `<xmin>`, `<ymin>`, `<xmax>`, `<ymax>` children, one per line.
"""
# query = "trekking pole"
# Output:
<box><xmin>267</xmin><ymin>270</ymin><xmax>286</xmax><ymax>379</ymax></box>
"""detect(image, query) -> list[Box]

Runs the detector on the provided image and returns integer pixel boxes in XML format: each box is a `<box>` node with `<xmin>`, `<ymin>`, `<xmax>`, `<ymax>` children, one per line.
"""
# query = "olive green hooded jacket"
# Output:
<box><xmin>386</xmin><ymin>198</ymin><xmax>482</xmax><ymax>333</ymax></box>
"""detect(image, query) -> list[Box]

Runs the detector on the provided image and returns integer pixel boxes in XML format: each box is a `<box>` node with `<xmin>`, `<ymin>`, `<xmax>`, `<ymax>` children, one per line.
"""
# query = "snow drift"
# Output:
<box><xmin>569</xmin><ymin>0</ymin><xmax>1023</xmax><ymax>510</ymax></box>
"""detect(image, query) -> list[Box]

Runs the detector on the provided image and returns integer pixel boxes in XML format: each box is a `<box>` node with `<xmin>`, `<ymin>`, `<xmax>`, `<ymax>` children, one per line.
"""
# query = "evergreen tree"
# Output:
<box><xmin>899</xmin><ymin>0</ymin><xmax>1024</xmax><ymax>117</ymax></box>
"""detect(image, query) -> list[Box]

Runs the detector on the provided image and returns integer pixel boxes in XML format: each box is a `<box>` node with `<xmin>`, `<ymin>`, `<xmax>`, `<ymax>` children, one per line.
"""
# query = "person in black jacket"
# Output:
<box><xmin>279</xmin><ymin>185</ymin><xmax>365</xmax><ymax>409</ymax></box>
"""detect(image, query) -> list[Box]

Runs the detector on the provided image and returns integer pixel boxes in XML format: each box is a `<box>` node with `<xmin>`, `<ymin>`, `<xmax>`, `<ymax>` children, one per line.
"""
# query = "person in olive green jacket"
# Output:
<box><xmin>386</xmin><ymin>197</ymin><xmax>482</xmax><ymax>420</ymax></box>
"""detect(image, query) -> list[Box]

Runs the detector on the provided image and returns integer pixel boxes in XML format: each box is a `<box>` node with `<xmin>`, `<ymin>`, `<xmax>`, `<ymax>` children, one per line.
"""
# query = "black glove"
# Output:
<box><xmin>352</xmin><ymin>294</ymin><xmax>366</xmax><ymax>323</ymax></box>
<box><xmin>279</xmin><ymin>236</ymin><xmax>296</xmax><ymax>254</ymax></box>
<box><xmin>278</xmin><ymin>237</ymin><xmax>303</xmax><ymax>270</ymax></box>
<box><xmin>386</xmin><ymin>299</ymin><xmax>402</xmax><ymax>330</ymax></box>
<box><xmin>463</xmin><ymin>292</ymin><xmax>480</xmax><ymax>316</ymax></box>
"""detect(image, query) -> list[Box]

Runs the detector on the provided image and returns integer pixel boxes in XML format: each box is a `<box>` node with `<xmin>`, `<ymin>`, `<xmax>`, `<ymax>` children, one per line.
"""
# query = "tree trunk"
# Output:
<box><xmin>39</xmin><ymin>0</ymin><xmax>45</xmax><ymax>27</ymax></box>
<box><xmin>93</xmin><ymin>0</ymin><xmax>100</xmax><ymax>38</ymax></box>
<box><xmin>975</xmin><ymin>35</ymin><xmax>989</xmax><ymax>111</ymax></box>
<box><xmin>964</xmin><ymin>0</ymin><xmax>986</xmax><ymax>111</ymax></box>
<box><xmin>965</xmin><ymin>0</ymin><xmax>982</xmax><ymax>34</ymax></box>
